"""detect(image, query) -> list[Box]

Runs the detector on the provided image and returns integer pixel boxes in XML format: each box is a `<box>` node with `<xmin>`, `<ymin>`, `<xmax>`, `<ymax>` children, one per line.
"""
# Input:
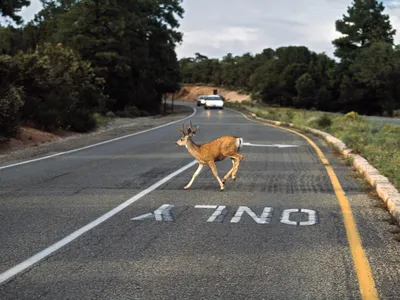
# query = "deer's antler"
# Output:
<box><xmin>187</xmin><ymin>120</ymin><xmax>193</xmax><ymax>134</ymax></box>
<box><xmin>179</xmin><ymin>122</ymin><xmax>186</xmax><ymax>135</ymax></box>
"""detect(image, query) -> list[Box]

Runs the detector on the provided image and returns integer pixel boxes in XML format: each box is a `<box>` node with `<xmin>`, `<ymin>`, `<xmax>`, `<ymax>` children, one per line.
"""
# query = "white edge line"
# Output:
<box><xmin>0</xmin><ymin>159</ymin><xmax>197</xmax><ymax>285</ymax></box>
<box><xmin>0</xmin><ymin>106</ymin><xmax>196</xmax><ymax>170</ymax></box>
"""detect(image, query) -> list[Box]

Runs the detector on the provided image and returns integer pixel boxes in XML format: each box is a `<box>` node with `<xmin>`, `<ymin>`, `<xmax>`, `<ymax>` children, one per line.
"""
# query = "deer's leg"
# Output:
<box><xmin>184</xmin><ymin>163</ymin><xmax>204</xmax><ymax>190</ymax></box>
<box><xmin>208</xmin><ymin>161</ymin><xmax>225</xmax><ymax>190</ymax></box>
<box><xmin>222</xmin><ymin>158</ymin><xmax>235</xmax><ymax>183</ymax></box>
<box><xmin>231</xmin><ymin>153</ymin><xmax>244</xmax><ymax>180</ymax></box>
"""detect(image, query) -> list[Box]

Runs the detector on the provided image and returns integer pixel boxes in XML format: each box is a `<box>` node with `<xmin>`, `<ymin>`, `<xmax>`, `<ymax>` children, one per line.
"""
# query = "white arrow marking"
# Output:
<box><xmin>131</xmin><ymin>204</ymin><xmax>175</xmax><ymax>221</ymax></box>
<box><xmin>241</xmin><ymin>142</ymin><xmax>298</xmax><ymax>148</ymax></box>
<box><xmin>131</xmin><ymin>213</ymin><xmax>154</xmax><ymax>221</ymax></box>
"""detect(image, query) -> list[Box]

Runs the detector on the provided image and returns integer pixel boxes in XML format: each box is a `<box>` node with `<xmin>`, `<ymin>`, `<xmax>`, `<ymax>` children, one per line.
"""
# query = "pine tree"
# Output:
<box><xmin>332</xmin><ymin>0</ymin><xmax>396</xmax><ymax>62</ymax></box>
<box><xmin>331</xmin><ymin>0</ymin><xmax>397</xmax><ymax>114</ymax></box>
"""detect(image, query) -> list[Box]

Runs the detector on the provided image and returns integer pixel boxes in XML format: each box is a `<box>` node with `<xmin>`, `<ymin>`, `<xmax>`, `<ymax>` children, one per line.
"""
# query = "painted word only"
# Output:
<box><xmin>131</xmin><ymin>204</ymin><xmax>318</xmax><ymax>226</ymax></box>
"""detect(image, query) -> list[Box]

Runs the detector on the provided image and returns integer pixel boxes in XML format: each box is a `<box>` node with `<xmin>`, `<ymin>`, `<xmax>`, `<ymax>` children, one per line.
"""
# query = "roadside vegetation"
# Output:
<box><xmin>225</xmin><ymin>100</ymin><xmax>400</xmax><ymax>191</ymax></box>
<box><xmin>0</xmin><ymin>0</ymin><xmax>184</xmax><ymax>142</ymax></box>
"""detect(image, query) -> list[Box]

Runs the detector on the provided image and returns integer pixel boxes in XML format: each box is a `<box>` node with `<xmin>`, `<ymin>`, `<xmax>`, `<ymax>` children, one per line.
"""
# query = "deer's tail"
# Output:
<box><xmin>236</xmin><ymin>137</ymin><xmax>243</xmax><ymax>151</ymax></box>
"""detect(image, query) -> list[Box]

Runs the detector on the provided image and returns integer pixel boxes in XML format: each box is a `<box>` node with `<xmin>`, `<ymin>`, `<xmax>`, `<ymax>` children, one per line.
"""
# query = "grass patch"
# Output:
<box><xmin>225</xmin><ymin>102</ymin><xmax>400</xmax><ymax>191</ymax></box>
<box><xmin>93</xmin><ymin>112</ymin><xmax>114</xmax><ymax>125</ymax></box>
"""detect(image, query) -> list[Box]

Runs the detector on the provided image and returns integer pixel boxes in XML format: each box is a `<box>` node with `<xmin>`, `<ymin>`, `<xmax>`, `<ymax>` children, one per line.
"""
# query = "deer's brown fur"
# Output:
<box><xmin>176</xmin><ymin>121</ymin><xmax>244</xmax><ymax>190</ymax></box>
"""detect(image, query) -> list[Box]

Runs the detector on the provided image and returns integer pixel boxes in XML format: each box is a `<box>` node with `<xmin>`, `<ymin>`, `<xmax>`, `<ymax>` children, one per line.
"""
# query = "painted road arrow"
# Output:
<box><xmin>131</xmin><ymin>204</ymin><xmax>175</xmax><ymax>221</ymax></box>
<box><xmin>241</xmin><ymin>142</ymin><xmax>298</xmax><ymax>148</ymax></box>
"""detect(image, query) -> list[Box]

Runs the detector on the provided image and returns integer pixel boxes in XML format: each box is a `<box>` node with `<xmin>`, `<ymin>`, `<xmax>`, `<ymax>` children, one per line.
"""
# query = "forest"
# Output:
<box><xmin>0</xmin><ymin>0</ymin><xmax>183</xmax><ymax>141</ymax></box>
<box><xmin>179</xmin><ymin>1</ymin><xmax>400</xmax><ymax>117</ymax></box>
<box><xmin>1</xmin><ymin>0</ymin><xmax>400</xmax><ymax>143</ymax></box>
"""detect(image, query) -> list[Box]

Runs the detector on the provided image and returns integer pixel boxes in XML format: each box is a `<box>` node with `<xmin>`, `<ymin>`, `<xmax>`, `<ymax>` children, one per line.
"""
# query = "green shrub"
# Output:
<box><xmin>69</xmin><ymin>109</ymin><xmax>96</xmax><ymax>132</ymax></box>
<box><xmin>93</xmin><ymin>112</ymin><xmax>113</xmax><ymax>124</ymax></box>
<box><xmin>140</xmin><ymin>110</ymin><xmax>150</xmax><ymax>117</ymax></box>
<box><xmin>115</xmin><ymin>110</ymin><xmax>129</xmax><ymax>118</ymax></box>
<box><xmin>285</xmin><ymin>110</ymin><xmax>294</xmax><ymax>123</ymax></box>
<box><xmin>0</xmin><ymin>85</ymin><xmax>24</xmax><ymax>141</ymax></box>
<box><xmin>241</xmin><ymin>100</ymin><xmax>253</xmax><ymax>106</ymax></box>
<box><xmin>380</xmin><ymin>124</ymin><xmax>400</xmax><ymax>133</ymax></box>
<box><xmin>0</xmin><ymin>55</ymin><xmax>24</xmax><ymax>141</ymax></box>
<box><xmin>14</xmin><ymin>43</ymin><xmax>106</xmax><ymax>132</ymax></box>
<box><xmin>343</xmin><ymin>111</ymin><xmax>364</xmax><ymax>121</ymax></box>
<box><xmin>316</xmin><ymin>114</ymin><xmax>332</xmax><ymax>128</ymax></box>
<box><xmin>124</xmin><ymin>105</ymin><xmax>140</xmax><ymax>117</ymax></box>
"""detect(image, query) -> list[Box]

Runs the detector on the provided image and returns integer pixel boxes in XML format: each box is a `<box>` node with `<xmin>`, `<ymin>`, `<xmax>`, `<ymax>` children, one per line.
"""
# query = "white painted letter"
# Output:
<box><xmin>280</xmin><ymin>209</ymin><xmax>318</xmax><ymax>226</ymax></box>
<box><xmin>230</xmin><ymin>206</ymin><xmax>273</xmax><ymax>224</ymax></box>
<box><xmin>298</xmin><ymin>209</ymin><xmax>318</xmax><ymax>225</ymax></box>
<box><xmin>194</xmin><ymin>205</ymin><xmax>228</xmax><ymax>222</ymax></box>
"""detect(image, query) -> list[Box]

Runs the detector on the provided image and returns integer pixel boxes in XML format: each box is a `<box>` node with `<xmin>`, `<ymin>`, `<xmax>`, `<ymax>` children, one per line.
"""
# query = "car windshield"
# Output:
<box><xmin>206</xmin><ymin>96</ymin><xmax>222</xmax><ymax>100</ymax></box>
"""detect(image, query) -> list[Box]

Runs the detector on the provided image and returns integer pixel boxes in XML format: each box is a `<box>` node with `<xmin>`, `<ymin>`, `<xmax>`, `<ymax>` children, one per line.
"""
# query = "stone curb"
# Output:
<box><xmin>248</xmin><ymin>112</ymin><xmax>400</xmax><ymax>225</ymax></box>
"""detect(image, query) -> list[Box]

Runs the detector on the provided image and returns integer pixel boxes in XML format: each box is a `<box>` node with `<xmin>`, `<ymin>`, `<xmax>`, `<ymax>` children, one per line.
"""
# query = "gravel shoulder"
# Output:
<box><xmin>0</xmin><ymin>105</ymin><xmax>193</xmax><ymax>165</ymax></box>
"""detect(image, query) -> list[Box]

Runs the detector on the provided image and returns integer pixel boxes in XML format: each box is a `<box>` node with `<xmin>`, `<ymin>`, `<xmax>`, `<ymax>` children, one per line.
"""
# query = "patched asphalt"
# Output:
<box><xmin>0</xmin><ymin>102</ymin><xmax>400</xmax><ymax>299</ymax></box>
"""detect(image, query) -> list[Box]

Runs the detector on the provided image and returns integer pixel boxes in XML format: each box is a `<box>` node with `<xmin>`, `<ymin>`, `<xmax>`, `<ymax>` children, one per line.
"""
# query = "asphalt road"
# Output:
<box><xmin>1</xmin><ymin>102</ymin><xmax>400</xmax><ymax>299</ymax></box>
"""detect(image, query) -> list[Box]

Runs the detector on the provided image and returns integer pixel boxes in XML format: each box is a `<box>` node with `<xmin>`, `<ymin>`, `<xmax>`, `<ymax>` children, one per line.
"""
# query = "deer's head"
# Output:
<box><xmin>176</xmin><ymin>121</ymin><xmax>198</xmax><ymax>146</ymax></box>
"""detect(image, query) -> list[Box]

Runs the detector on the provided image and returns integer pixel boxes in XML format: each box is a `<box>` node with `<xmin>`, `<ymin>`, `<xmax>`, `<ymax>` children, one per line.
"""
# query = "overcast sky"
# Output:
<box><xmin>10</xmin><ymin>0</ymin><xmax>400</xmax><ymax>60</ymax></box>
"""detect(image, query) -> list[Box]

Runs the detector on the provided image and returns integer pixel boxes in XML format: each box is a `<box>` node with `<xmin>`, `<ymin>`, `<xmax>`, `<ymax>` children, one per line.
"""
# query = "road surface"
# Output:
<box><xmin>1</xmin><ymin>102</ymin><xmax>400</xmax><ymax>299</ymax></box>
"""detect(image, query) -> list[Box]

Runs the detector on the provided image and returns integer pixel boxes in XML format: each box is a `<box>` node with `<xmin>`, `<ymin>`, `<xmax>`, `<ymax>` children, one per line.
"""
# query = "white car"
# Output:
<box><xmin>197</xmin><ymin>95</ymin><xmax>207</xmax><ymax>106</ymax></box>
<box><xmin>203</xmin><ymin>95</ymin><xmax>224</xmax><ymax>109</ymax></box>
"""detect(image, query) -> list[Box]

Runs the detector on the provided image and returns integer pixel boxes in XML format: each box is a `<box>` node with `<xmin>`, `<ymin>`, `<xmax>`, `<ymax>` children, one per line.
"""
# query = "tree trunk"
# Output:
<box><xmin>172</xmin><ymin>93</ymin><xmax>175</xmax><ymax>112</ymax></box>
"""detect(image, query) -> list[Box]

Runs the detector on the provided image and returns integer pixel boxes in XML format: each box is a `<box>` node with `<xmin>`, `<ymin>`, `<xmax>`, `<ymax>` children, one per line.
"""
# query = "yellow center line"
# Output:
<box><xmin>236</xmin><ymin>110</ymin><xmax>379</xmax><ymax>300</ymax></box>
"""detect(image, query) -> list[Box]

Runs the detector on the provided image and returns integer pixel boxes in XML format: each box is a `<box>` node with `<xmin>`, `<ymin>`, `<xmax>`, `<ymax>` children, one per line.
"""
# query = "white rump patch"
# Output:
<box><xmin>236</xmin><ymin>138</ymin><xmax>243</xmax><ymax>149</ymax></box>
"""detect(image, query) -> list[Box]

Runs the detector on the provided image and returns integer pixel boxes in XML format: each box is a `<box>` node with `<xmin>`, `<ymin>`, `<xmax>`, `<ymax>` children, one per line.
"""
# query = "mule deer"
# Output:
<box><xmin>176</xmin><ymin>121</ymin><xmax>244</xmax><ymax>191</ymax></box>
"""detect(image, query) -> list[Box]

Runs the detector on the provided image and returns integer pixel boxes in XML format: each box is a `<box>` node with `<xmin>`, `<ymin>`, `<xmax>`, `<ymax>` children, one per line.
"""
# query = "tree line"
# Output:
<box><xmin>179</xmin><ymin>0</ymin><xmax>400</xmax><ymax>116</ymax></box>
<box><xmin>0</xmin><ymin>0</ymin><xmax>184</xmax><ymax>141</ymax></box>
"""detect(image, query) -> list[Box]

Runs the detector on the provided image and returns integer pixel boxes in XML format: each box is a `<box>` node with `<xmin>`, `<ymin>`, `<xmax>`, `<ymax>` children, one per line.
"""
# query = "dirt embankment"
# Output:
<box><xmin>170</xmin><ymin>85</ymin><xmax>252</xmax><ymax>103</ymax></box>
<box><xmin>0</xmin><ymin>127</ymin><xmax>68</xmax><ymax>155</ymax></box>
<box><xmin>0</xmin><ymin>105</ymin><xmax>193</xmax><ymax>162</ymax></box>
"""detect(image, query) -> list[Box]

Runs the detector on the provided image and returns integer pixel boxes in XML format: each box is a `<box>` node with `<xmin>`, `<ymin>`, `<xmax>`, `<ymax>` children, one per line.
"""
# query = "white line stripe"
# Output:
<box><xmin>0</xmin><ymin>107</ymin><xmax>196</xmax><ymax>170</ymax></box>
<box><xmin>0</xmin><ymin>160</ymin><xmax>197</xmax><ymax>285</ymax></box>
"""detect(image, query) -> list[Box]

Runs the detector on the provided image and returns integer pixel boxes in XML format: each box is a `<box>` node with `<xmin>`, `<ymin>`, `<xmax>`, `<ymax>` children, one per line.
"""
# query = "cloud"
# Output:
<box><xmin>0</xmin><ymin>0</ymin><xmax>42</xmax><ymax>25</ymax></box>
<box><xmin>3</xmin><ymin>0</ymin><xmax>399</xmax><ymax>62</ymax></box>
<box><xmin>176</xmin><ymin>0</ymin><xmax>400</xmax><ymax>59</ymax></box>
<box><xmin>19</xmin><ymin>0</ymin><xmax>43</xmax><ymax>21</ymax></box>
